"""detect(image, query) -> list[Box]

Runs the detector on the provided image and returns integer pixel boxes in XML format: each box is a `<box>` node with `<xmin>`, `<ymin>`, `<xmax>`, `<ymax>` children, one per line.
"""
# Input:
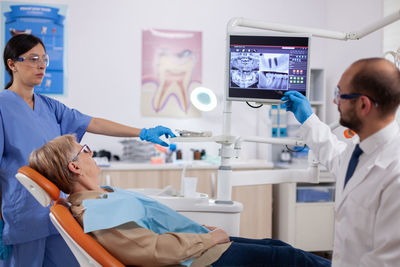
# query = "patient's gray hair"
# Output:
<box><xmin>29</xmin><ymin>135</ymin><xmax>79</xmax><ymax>194</ymax></box>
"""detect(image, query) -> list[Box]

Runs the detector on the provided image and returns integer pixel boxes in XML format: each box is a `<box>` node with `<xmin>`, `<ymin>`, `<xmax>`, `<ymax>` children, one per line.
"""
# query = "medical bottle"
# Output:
<box><xmin>176</xmin><ymin>150</ymin><xmax>182</xmax><ymax>160</ymax></box>
<box><xmin>200</xmin><ymin>149</ymin><xmax>206</xmax><ymax>160</ymax></box>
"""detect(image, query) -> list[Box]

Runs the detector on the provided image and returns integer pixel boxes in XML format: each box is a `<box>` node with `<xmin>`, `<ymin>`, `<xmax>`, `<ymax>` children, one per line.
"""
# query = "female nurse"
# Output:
<box><xmin>0</xmin><ymin>33</ymin><xmax>175</xmax><ymax>266</ymax></box>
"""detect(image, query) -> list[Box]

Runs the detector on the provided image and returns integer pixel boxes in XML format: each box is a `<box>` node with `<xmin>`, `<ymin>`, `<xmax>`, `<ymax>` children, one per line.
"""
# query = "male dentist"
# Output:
<box><xmin>282</xmin><ymin>58</ymin><xmax>400</xmax><ymax>267</ymax></box>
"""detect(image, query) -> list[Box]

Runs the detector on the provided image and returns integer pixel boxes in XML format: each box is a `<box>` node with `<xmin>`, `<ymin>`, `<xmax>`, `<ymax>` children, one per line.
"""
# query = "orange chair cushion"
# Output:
<box><xmin>50</xmin><ymin>204</ymin><xmax>125</xmax><ymax>267</ymax></box>
<box><xmin>19</xmin><ymin>166</ymin><xmax>125</xmax><ymax>266</ymax></box>
<box><xmin>18</xmin><ymin>166</ymin><xmax>60</xmax><ymax>201</ymax></box>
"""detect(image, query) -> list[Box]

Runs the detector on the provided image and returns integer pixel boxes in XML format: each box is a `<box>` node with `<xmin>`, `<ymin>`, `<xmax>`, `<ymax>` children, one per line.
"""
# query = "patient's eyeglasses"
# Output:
<box><xmin>71</xmin><ymin>144</ymin><xmax>92</xmax><ymax>162</ymax></box>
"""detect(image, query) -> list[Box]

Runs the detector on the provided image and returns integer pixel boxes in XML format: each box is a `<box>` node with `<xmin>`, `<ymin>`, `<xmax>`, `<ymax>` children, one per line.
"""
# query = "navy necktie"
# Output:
<box><xmin>344</xmin><ymin>144</ymin><xmax>363</xmax><ymax>189</ymax></box>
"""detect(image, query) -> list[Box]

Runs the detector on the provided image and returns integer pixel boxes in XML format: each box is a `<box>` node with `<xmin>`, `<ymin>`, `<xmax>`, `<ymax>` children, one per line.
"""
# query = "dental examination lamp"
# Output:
<box><xmin>190</xmin><ymin>87</ymin><xmax>218</xmax><ymax>112</ymax></box>
<box><xmin>174</xmin><ymin>11</ymin><xmax>400</xmax><ymax>203</ymax></box>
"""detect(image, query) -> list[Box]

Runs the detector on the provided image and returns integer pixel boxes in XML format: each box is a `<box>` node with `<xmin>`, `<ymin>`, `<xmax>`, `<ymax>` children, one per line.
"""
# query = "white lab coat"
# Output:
<box><xmin>299</xmin><ymin>114</ymin><xmax>400</xmax><ymax>267</ymax></box>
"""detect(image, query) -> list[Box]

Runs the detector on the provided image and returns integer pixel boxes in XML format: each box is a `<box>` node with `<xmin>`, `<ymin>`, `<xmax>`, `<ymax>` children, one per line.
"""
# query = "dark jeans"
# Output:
<box><xmin>212</xmin><ymin>237</ymin><xmax>331</xmax><ymax>267</ymax></box>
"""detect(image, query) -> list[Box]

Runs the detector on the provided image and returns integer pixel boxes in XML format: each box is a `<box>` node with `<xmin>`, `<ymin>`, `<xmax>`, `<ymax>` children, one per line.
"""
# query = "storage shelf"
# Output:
<box><xmin>273</xmin><ymin>181</ymin><xmax>335</xmax><ymax>252</ymax></box>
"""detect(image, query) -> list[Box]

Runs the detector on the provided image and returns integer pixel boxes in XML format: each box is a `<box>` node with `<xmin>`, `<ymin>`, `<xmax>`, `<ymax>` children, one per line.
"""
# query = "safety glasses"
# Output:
<box><xmin>15</xmin><ymin>54</ymin><xmax>50</xmax><ymax>68</ymax></box>
<box><xmin>71</xmin><ymin>144</ymin><xmax>92</xmax><ymax>162</ymax></box>
<box><xmin>334</xmin><ymin>86</ymin><xmax>378</xmax><ymax>107</ymax></box>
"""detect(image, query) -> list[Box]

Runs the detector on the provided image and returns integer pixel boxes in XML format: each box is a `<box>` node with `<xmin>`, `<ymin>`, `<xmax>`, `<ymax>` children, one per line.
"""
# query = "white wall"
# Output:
<box><xmin>324</xmin><ymin>0</ymin><xmax>384</xmax><ymax>124</ymax></box>
<box><xmin>384</xmin><ymin>0</ymin><xmax>400</xmax><ymax>53</ymax></box>
<box><xmin>2</xmin><ymin>0</ymin><xmax>386</xmax><ymax>161</ymax></box>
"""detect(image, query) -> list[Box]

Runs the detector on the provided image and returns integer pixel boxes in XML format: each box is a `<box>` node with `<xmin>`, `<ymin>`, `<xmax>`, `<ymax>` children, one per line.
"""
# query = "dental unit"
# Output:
<box><xmin>169</xmin><ymin>10</ymin><xmax>400</xmax><ymax>233</ymax></box>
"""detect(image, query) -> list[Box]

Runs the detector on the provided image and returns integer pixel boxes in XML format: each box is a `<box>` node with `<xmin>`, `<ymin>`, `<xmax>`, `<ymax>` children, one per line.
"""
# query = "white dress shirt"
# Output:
<box><xmin>300</xmin><ymin>114</ymin><xmax>400</xmax><ymax>267</ymax></box>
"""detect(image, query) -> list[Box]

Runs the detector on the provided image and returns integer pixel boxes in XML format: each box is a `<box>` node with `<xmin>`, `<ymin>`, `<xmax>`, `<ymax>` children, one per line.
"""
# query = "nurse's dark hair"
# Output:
<box><xmin>29</xmin><ymin>135</ymin><xmax>78</xmax><ymax>194</ymax></box>
<box><xmin>3</xmin><ymin>34</ymin><xmax>46</xmax><ymax>89</ymax></box>
<box><xmin>349</xmin><ymin>57</ymin><xmax>400</xmax><ymax>116</ymax></box>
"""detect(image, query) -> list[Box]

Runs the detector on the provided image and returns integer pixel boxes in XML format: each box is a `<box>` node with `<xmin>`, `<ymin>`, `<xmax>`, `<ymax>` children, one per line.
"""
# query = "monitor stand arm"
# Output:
<box><xmin>227</xmin><ymin>11</ymin><xmax>400</xmax><ymax>40</ymax></box>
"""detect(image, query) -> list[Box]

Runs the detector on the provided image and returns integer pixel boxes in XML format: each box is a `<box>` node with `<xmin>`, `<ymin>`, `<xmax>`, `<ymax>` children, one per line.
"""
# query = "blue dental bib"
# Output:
<box><xmin>82</xmin><ymin>186</ymin><xmax>209</xmax><ymax>266</ymax></box>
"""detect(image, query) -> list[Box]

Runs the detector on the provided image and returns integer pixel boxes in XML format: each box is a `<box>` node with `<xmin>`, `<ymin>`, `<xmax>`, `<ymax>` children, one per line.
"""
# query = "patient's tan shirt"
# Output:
<box><xmin>68</xmin><ymin>190</ymin><xmax>230</xmax><ymax>267</ymax></box>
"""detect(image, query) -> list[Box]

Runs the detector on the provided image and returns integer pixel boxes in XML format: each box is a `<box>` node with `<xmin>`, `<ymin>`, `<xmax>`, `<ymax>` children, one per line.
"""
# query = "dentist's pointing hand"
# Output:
<box><xmin>139</xmin><ymin>126</ymin><xmax>176</xmax><ymax>147</ymax></box>
<box><xmin>280</xmin><ymin>91</ymin><xmax>313</xmax><ymax>124</ymax></box>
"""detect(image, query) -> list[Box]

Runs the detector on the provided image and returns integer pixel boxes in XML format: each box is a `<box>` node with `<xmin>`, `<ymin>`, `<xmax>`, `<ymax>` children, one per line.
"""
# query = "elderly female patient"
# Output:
<box><xmin>28</xmin><ymin>135</ymin><xmax>330</xmax><ymax>267</ymax></box>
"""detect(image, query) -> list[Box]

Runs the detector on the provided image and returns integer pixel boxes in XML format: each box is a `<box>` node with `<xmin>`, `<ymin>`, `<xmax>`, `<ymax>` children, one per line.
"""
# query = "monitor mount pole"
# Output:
<box><xmin>227</xmin><ymin>10</ymin><xmax>400</xmax><ymax>40</ymax></box>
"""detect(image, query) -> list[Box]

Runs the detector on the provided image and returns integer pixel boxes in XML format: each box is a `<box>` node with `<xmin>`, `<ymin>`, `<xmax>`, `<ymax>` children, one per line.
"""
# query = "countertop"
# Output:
<box><xmin>100</xmin><ymin>160</ymin><xmax>334</xmax><ymax>183</ymax></box>
<box><xmin>101</xmin><ymin>159</ymin><xmax>275</xmax><ymax>171</ymax></box>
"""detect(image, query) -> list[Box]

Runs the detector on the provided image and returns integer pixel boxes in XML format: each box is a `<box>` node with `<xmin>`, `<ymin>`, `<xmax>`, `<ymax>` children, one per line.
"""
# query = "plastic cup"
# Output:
<box><xmin>183</xmin><ymin>177</ymin><xmax>198</xmax><ymax>198</ymax></box>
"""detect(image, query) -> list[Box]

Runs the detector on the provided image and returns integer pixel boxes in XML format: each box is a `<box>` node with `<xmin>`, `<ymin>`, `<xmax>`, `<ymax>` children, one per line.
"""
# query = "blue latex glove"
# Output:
<box><xmin>0</xmin><ymin>220</ymin><xmax>11</xmax><ymax>260</ymax></box>
<box><xmin>139</xmin><ymin>126</ymin><xmax>176</xmax><ymax>147</ymax></box>
<box><xmin>280</xmin><ymin>91</ymin><xmax>312</xmax><ymax>124</ymax></box>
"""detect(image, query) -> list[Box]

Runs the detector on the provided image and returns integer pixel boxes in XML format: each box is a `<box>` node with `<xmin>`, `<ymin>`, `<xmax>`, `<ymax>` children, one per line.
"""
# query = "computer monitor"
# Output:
<box><xmin>226</xmin><ymin>32</ymin><xmax>311</xmax><ymax>103</ymax></box>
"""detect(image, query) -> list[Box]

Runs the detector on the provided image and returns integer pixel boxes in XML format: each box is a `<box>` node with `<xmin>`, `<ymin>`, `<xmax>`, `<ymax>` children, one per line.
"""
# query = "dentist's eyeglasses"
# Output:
<box><xmin>15</xmin><ymin>54</ymin><xmax>50</xmax><ymax>68</ymax></box>
<box><xmin>71</xmin><ymin>144</ymin><xmax>92</xmax><ymax>162</ymax></box>
<box><xmin>334</xmin><ymin>86</ymin><xmax>378</xmax><ymax>107</ymax></box>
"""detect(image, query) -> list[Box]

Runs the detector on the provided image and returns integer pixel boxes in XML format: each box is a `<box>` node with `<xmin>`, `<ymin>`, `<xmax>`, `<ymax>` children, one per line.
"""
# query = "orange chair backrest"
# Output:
<box><xmin>18</xmin><ymin>166</ymin><xmax>124</xmax><ymax>267</ymax></box>
<box><xmin>18</xmin><ymin>166</ymin><xmax>60</xmax><ymax>201</ymax></box>
<box><xmin>50</xmin><ymin>204</ymin><xmax>124</xmax><ymax>267</ymax></box>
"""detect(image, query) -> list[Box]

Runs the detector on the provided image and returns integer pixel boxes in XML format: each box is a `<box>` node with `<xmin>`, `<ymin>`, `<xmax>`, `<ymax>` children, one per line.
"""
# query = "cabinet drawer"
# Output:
<box><xmin>295</xmin><ymin>203</ymin><xmax>334</xmax><ymax>251</ymax></box>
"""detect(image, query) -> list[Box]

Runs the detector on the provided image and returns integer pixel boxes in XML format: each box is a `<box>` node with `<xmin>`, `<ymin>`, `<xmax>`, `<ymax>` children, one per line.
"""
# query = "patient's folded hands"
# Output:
<box><xmin>209</xmin><ymin>228</ymin><xmax>230</xmax><ymax>244</ymax></box>
<box><xmin>203</xmin><ymin>225</ymin><xmax>217</xmax><ymax>231</ymax></box>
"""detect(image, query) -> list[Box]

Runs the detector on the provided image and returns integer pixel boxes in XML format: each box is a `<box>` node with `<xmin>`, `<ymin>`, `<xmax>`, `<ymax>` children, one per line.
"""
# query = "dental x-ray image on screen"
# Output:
<box><xmin>226</xmin><ymin>33</ymin><xmax>310</xmax><ymax>103</ymax></box>
<box><xmin>230</xmin><ymin>52</ymin><xmax>260</xmax><ymax>88</ymax></box>
<box><xmin>258</xmin><ymin>54</ymin><xmax>289</xmax><ymax>90</ymax></box>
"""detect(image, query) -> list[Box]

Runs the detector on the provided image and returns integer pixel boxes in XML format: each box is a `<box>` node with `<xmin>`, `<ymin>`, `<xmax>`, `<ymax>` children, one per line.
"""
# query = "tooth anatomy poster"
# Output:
<box><xmin>141</xmin><ymin>29</ymin><xmax>202</xmax><ymax>118</ymax></box>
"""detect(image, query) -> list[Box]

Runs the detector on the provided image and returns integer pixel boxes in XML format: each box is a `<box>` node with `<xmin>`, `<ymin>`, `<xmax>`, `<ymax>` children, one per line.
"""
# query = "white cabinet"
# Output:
<box><xmin>273</xmin><ymin>69</ymin><xmax>335</xmax><ymax>251</ymax></box>
<box><xmin>273</xmin><ymin>171</ymin><xmax>335</xmax><ymax>252</ymax></box>
<box><xmin>272</xmin><ymin>69</ymin><xmax>335</xmax><ymax>251</ymax></box>
<box><xmin>309</xmin><ymin>68</ymin><xmax>326</xmax><ymax>121</ymax></box>
<box><xmin>272</xmin><ymin>68</ymin><xmax>334</xmax><ymax>251</ymax></box>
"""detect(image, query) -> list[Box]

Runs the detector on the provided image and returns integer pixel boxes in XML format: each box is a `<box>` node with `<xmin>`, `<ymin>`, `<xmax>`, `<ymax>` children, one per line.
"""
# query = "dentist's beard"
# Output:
<box><xmin>339</xmin><ymin>108</ymin><xmax>362</xmax><ymax>133</ymax></box>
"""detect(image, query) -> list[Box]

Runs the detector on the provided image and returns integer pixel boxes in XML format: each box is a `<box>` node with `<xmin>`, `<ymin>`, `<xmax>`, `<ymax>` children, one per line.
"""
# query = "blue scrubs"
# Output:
<box><xmin>0</xmin><ymin>90</ymin><xmax>91</xmax><ymax>265</ymax></box>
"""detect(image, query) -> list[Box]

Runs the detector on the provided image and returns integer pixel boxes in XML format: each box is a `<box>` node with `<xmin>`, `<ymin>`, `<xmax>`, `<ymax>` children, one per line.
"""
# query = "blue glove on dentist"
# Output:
<box><xmin>139</xmin><ymin>126</ymin><xmax>176</xmax><ymax>147</ymax></box>
<box><xmin>280</xmin><ymin>91</ymin><xmax>313</xmax><ymax>124</ymax></box>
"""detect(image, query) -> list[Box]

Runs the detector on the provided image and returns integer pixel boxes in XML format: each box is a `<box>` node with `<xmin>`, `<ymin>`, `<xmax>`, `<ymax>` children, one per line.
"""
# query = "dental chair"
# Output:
<box><xmin>15</xmin><ymin>166</ymin><xmax>124</xmax><ymax>267</ymax></box>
